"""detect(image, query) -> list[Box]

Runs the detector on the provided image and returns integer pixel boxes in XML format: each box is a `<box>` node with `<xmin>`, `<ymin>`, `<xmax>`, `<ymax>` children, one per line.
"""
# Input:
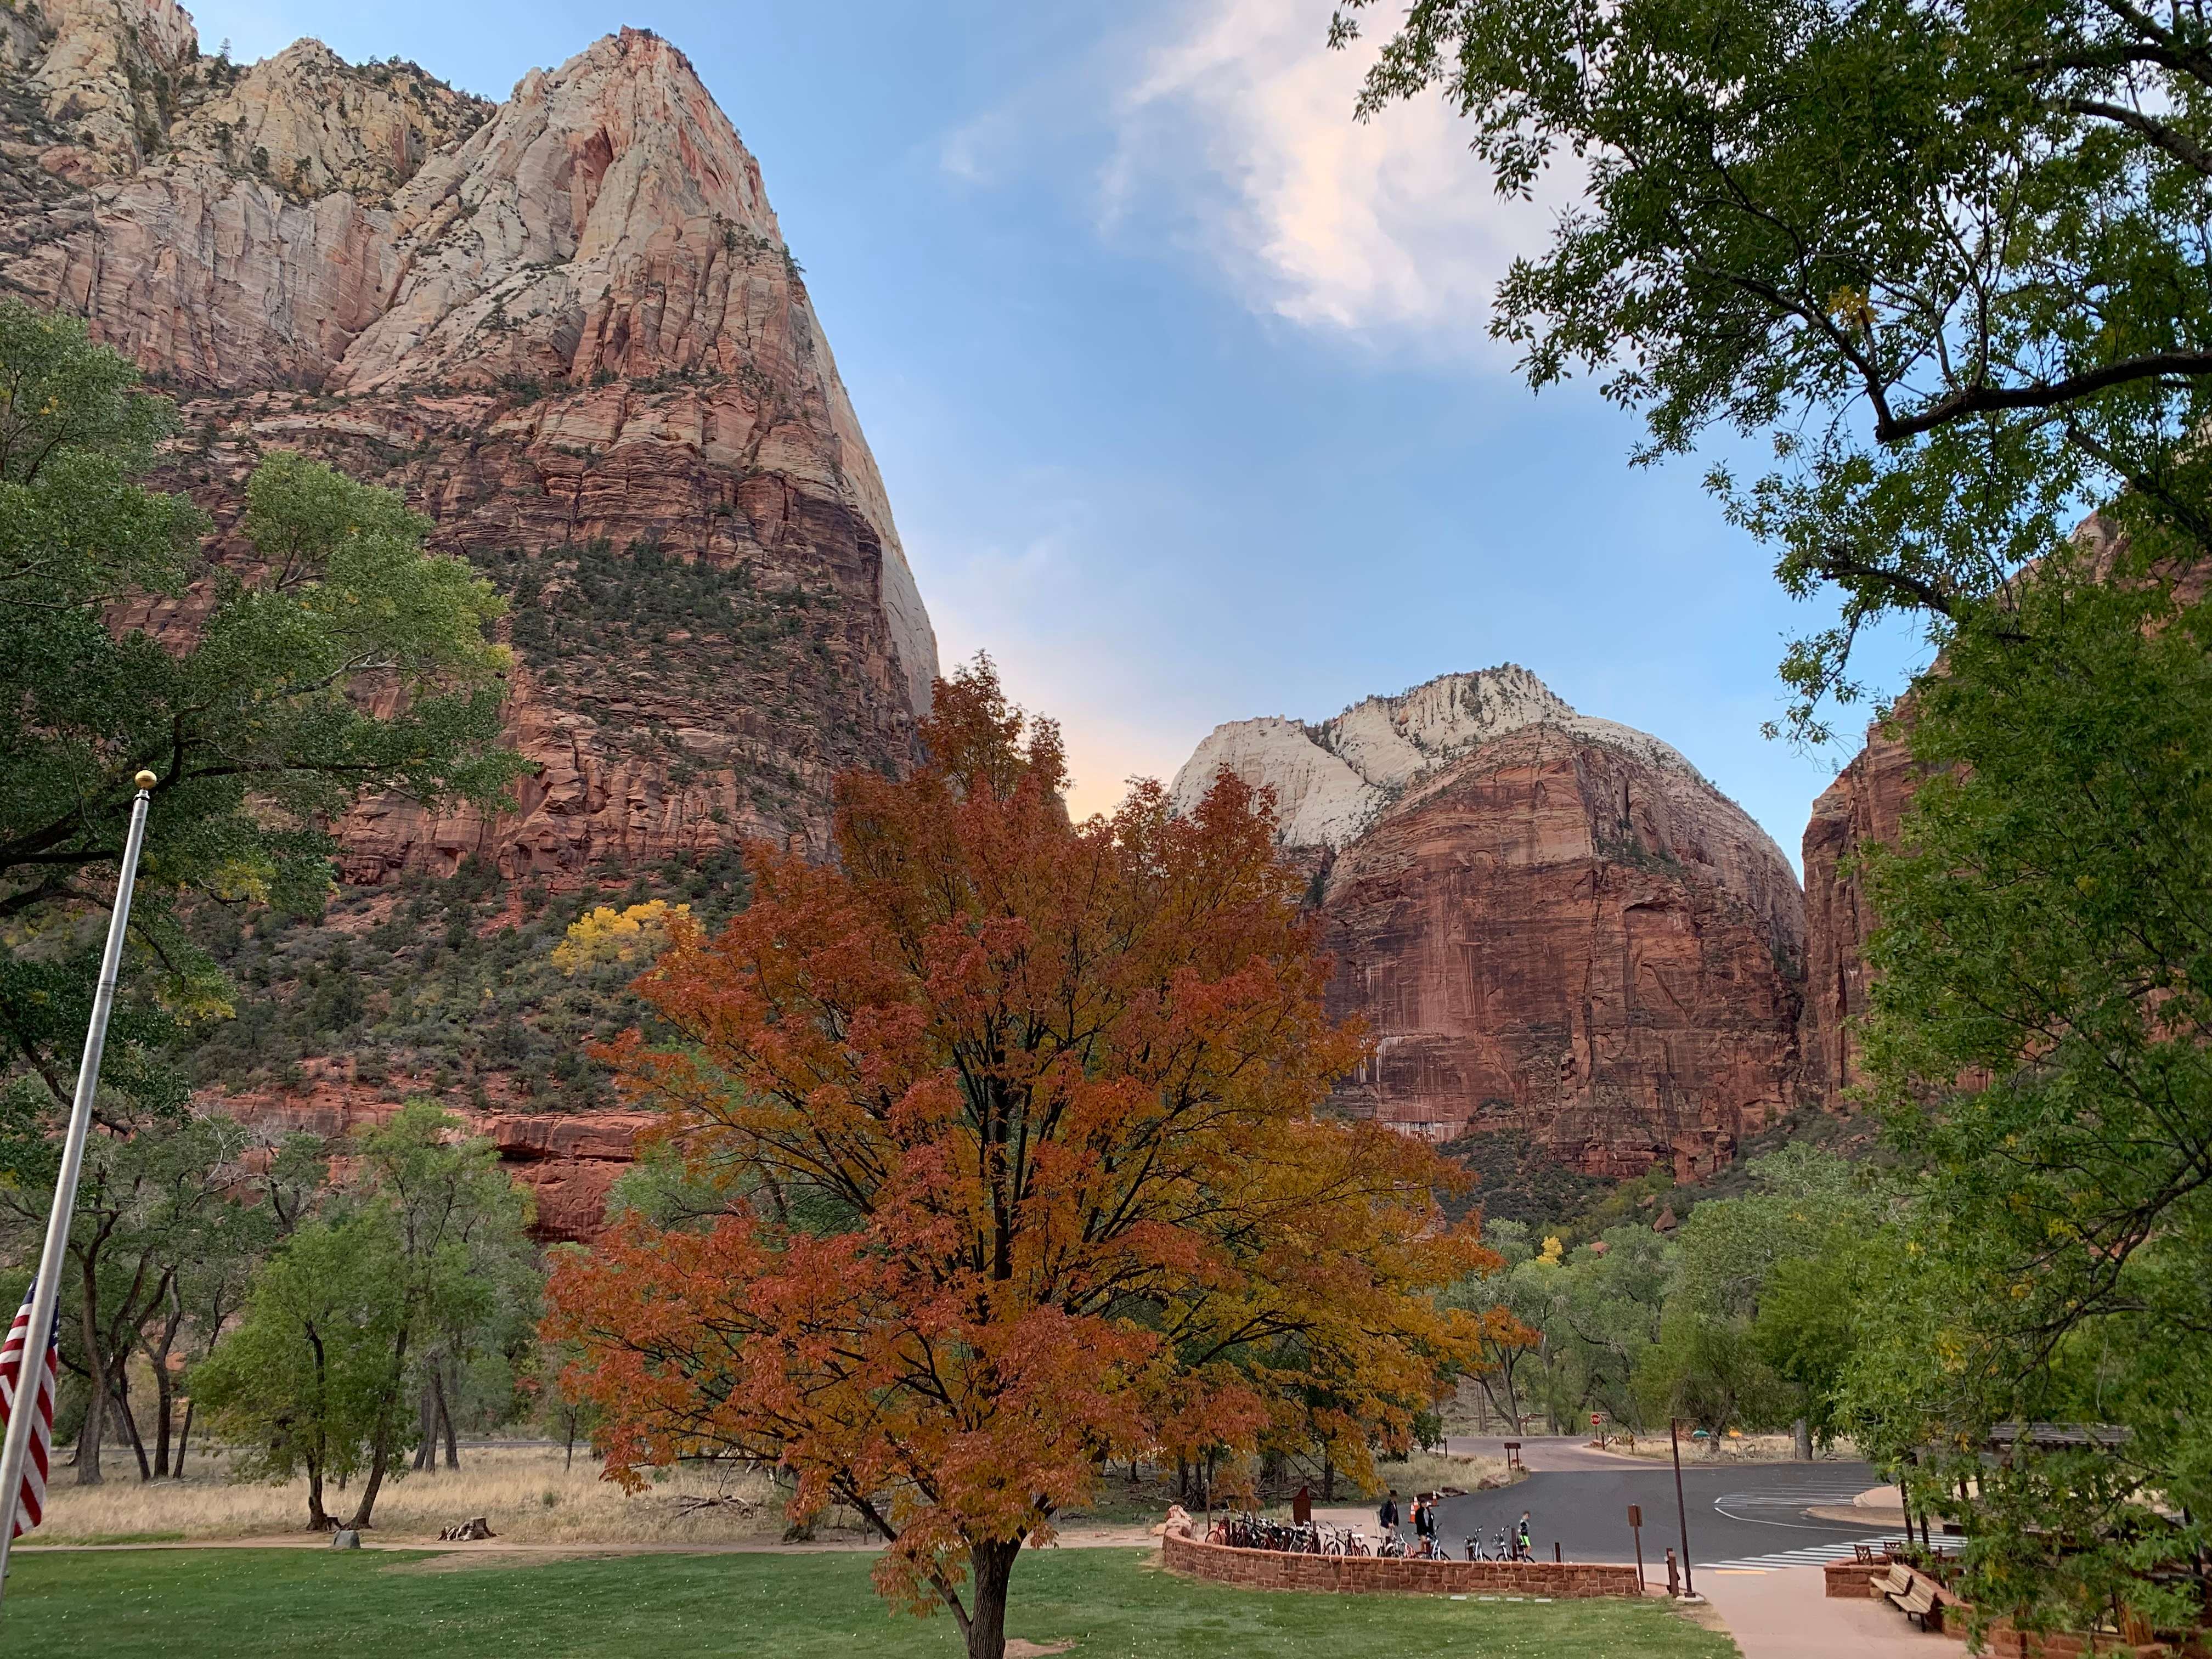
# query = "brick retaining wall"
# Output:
<box><xmin>1825</xmin><ymin>1556</ymin><xmax>1892</xmax><ymax>1597</ymax></box>
<box><xmin>1979</xmin><ymin>1624</ymin><xmax>2212</xmax><ymax>1657</ymax></box>
<box><xmin>1160</xmin><ymin>1530</ymin><xmax>1642</xmax><ymax>1597</ymax></box>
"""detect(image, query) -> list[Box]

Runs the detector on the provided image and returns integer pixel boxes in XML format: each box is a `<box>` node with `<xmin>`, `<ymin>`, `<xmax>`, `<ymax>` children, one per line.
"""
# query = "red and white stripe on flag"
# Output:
<box><xmin>0</xmin><ymin>1282</ymin><xmax>57</xmax><ymax>1537</ymax></box>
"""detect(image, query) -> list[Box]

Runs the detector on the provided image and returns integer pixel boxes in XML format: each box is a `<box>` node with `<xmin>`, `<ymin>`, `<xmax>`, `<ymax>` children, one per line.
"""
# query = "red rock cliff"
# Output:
<box><xmin>1795</xmin><ymin>514</ymin><xmax>2159</xmax><ymax>1101</ymax></box>
<box><xmin>2</xmin><ymin>2</ymin><xmax>937</xmax><ymax>1237</ymax></box>
<box><xmin>1797</xmin><ymin>720</ymin><xmax>1916</xmax><ymax>1100</ymax></box>
<box><xmin>1172</xmin><ymin>669</ymin><xmax>1805</xmax><ymax>1180</ymax></box>
<box><xmin>3</xmin><ymin>3</ymin><xmax>938</xmax><ymax>878</ymax></box>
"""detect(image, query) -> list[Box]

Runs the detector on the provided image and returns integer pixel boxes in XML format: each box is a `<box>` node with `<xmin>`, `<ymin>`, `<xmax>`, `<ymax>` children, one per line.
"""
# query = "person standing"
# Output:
<box><xmin>1516</xmin><ymin>1510</ymin><xmax>1533</xmax><ymax>1561</ymax></box>
<box><xmin>1378</xmin><ymin>1488</ymin><xmax>1399</xmax><ymax>1537</ymax></box>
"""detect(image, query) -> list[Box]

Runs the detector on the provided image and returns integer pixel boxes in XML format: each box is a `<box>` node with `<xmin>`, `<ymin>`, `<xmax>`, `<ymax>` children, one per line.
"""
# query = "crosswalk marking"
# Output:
<box><xmin>1703</xmin><ymin>1538</ymin><xmax>1898</xmax><ymax>1571</ymax></box>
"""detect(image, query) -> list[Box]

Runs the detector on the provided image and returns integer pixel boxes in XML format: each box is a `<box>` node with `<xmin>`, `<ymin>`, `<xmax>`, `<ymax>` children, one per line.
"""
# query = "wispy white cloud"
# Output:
<box><xmin>1104</xmin><ymin>0</ymin><xmax>1574</xmax><ymax>347</ymax></box>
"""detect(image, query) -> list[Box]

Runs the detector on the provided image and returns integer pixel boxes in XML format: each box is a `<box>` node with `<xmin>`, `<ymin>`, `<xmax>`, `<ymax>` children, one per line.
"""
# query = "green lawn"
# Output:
<box><xmin>0</xmin><ymin>1546</ymin><xmax>1737</xmax><ymax>1658</ymax></box>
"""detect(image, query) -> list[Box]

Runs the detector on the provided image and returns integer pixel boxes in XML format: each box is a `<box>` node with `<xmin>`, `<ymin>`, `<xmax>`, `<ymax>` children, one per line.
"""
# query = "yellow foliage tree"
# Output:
<box><xmin>551</xmin><ymin>900</ymin><xmax>692</xmax><ymax>975</ymax></box>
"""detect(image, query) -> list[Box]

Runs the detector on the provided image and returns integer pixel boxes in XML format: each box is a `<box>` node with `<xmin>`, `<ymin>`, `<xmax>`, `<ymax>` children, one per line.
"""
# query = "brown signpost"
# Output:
<box><xmin>1629</xmin><ymin>1503</ymin><xmax>1645</xmax><ymax>1590</ymax></box>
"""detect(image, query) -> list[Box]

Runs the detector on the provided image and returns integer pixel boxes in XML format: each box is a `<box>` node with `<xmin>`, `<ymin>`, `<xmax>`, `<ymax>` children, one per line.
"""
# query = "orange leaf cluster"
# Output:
<box><xmin>543</xmin><ymin>661</ymin><xmax>1495</xmax><ymax>1649</ymax></box>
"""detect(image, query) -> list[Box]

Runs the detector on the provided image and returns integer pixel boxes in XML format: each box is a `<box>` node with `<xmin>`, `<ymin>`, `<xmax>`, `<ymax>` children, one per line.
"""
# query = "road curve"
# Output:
<box><xmin>1426</xmin><ymin>1453</ymin><xmax>1892</xmax><ymax>1572</ymax></box>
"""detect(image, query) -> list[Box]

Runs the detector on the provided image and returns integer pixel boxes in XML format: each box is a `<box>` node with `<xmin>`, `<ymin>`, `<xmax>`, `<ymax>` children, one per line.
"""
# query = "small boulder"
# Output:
<box><xmin>331</xmin><ymin>1530</ymin><xmax>361</xmax><ymax>1550</ymax></box>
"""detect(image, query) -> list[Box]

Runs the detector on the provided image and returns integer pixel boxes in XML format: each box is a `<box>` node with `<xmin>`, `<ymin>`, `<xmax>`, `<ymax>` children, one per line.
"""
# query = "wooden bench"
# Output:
<box><xmin>1869</xmin><ymin>1562</ymin><xmax>1948</xmax><ymax>1631</ymax></box>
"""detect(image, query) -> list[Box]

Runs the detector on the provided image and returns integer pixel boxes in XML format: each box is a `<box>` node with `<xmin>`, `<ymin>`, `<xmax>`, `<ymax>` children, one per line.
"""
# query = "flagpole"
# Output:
<box><xmin>0</xmin><ymin>772</ymin><xmax>157</xmax><ymax>1609</ymax></box>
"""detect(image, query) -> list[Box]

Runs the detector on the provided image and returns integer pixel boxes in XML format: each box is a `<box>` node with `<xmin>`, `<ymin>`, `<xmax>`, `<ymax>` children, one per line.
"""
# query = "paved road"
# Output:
<box><xmin>1448</xmin><ymin>1433</ymin><xmax>1655</xmax><ymax>1471</ymax></box>
<box><xmin>1421</xmin><ymin>1454</ymin><xmax>1896</xmax><ymax>1573</ymax></box>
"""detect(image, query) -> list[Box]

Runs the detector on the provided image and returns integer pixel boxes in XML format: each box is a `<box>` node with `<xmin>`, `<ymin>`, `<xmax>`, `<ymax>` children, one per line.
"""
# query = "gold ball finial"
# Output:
<box><xmin>133</xmin><ymin>770</ymin><xmax>158</xmax><ymax>791</ymax></box>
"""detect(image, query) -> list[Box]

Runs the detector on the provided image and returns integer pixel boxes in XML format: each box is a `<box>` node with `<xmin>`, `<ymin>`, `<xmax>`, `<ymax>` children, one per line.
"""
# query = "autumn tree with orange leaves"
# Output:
<box><xmin>545</xmin><ymin>661</ymin><xmax>1494</xmax><ymax>1659</ymax></box>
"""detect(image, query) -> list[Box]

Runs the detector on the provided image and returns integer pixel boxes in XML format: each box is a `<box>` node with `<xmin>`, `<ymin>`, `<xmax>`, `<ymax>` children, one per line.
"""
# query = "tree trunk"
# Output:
<box><xmin>174</xmin><ymin>1398</ymin><xmax>194</xmax><ymax>1468</ymax></box>
<box><xmin>305</xmin><ymin>1321</ymin><xmax>335</xmax><ymax>1528</ymax></box>
<box><xmin>964</xmin><ymin>1538</ymin><xmax>1021</xmax><ymax>1659</ymax></box>
<box><xmin>111</xmin><ymin>1362</ymin><xmax>152</xmax><ymax>1481</ymax></box>
<box><xmin>413</xmin><ymin>1384</ymin><xmax>437</xmax><ymax>1472</ymax></box>
<box><xmin>345</xmin><ymin>1421</ymin><xmax>396</xmax><ymax>1531</ymax></box>
<box><xmin>563</xmin><ymin>1409</ymin><xmax>577</xmax><ymax>1471</ymax></box>
<box><xmin>74</xmin><ymin>1277</ymin><xmax>106</xmax><ymax>1487</ymax></box>
<box><xmin>1322</xmin><ymin>1449</ymin><xmax>1335</xmax><ymax>1503</ymax></box>
<box><xmin>1793</xmin><ymin>1417</ymin><xmax>1813</xmax><ymax>1462</ymax></box>
<box><xmin>343</xmin><ymin>1326</ymin><xmax>411</xmax><ymax>1532</ymax></box>
<box><xmin>435</xmin><ymin>1363</ymin><xmax>459</xmax><ymax>1470</ymax></box>
<box><xmin>306</xmin><ymin>1456</ymin><xmax>332</xmax><ymax>1531</ymax></box>
<box><xmin>150</xmin><ymin>1353</ymin><xmax>174</xmax><ymax>1478</ymax></box>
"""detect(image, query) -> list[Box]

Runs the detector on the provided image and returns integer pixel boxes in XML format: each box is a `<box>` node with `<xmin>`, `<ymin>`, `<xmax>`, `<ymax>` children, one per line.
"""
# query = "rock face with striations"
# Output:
<box><xmin>1172</xmin><ymin>668</ymin><xmax>1805</xmax><ymax>1181</ymax></box>
<box><xmin>1797</xmin><ymin>720</ymin><xmax>1916</xmax><ymax>1101</ymax></box>
<box><xmin>3</xmin><ymin>1</ymin><xmax>936</xmax><ymax>877</ymax></box>
<box><xmin>2</xmin><ymin>1</ymin><xmax>936</xmax><ymax>1237</ymax></box>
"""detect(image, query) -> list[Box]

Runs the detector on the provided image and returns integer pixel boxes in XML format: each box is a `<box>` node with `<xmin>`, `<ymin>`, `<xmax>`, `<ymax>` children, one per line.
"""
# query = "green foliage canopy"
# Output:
<box><xmin>1843</xmin><ymin>553</ymin><xmax>2212</xmax><ymax>1632</ymax></box>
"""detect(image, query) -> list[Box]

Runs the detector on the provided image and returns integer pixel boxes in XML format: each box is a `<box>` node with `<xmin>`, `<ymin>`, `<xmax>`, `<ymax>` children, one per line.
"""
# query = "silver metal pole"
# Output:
<box><xmin>0</xmin><ymin>772</ymin><xmax>157</xmax><ymax>1609</ymax></box>
<box><xmin>1671</xmin><ymin>1417</ymin><xmax>1696</xmax><ymax>1599</ymax></box>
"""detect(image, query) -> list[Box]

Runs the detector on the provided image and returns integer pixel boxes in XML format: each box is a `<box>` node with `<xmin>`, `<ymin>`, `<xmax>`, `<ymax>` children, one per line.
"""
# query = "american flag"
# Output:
<box><xmin>0</xmin><ymin>1282</ymin><xmax>57</xmax><ymax>1538</ymax></box>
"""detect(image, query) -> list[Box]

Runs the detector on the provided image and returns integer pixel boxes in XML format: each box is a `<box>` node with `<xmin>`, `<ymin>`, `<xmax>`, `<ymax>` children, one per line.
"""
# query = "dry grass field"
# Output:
<box><xmin>28</xmin><ymin>1444</ymin><xmax>842</xmax><ymax>1546</ymax></box>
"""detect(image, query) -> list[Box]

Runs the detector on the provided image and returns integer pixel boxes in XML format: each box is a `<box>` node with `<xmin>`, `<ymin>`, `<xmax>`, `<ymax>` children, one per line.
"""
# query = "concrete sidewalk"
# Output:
<box><xmin>1698</xmin><ymin>1565</ymin><xmax>1953</xmax><ymax>1658</ymax></box>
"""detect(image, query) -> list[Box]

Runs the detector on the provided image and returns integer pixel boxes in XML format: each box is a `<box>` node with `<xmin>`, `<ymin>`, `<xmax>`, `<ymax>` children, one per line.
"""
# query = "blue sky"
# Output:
<box><xmin>185</xmin><ymin>0</ymin><xmax>1929</xmax><ymax>868</ymax></box>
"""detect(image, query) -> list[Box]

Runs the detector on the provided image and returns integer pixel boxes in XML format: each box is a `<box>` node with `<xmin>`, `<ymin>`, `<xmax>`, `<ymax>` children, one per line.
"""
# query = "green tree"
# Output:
<box><xmin>190</xmin><ymin>1210</ymin><xmax>404</xmax><ymax>1530</ymax></box>
<box><xmin>1653</xmin><ymin>1147</ymin><xmax>1886</xmax><ymax>1449</ymax></box>
<box><xmin>1633</xmin><ymin>1305</ymin><xmax>1787</xmax><ymax>1437</ymax></box>
<box><xmin>1751</xmin><ymin>1239</ymin><xmax>1869</xmax><ymax>1453</ymax></box>
<box><xmin>1839</xmin><ymin>555</ymin><xmax>2212</xmax><ymax>1634</ymax></box>
<box><xmin>1331</xmin><ymin>0</ymin><xmax>2212</xmax><ymax>740</ymax></box>
<box><xmin>0</xmin><ymin>1109</ymin><xmax>284</xmax><ymax>1485</ymax></box>
<box><xmin>197</xmin><ymin>1102</ymin><xmax>535</xmax><ymax>1531</ymax></box>
<box><xmin>0</xmin><ymin>300</ymin><xmax>523</xmax><ymax>1122</ymax></box>
<box><xmin>338</xmin><ymin>1102</ymin><xmax>535</xmax><ymax>1529</ymax></box>
<box><xmin>1486</xmin><ymin>1226</ymin><xmax>1674</xmax><ymax>1433</ymax></box>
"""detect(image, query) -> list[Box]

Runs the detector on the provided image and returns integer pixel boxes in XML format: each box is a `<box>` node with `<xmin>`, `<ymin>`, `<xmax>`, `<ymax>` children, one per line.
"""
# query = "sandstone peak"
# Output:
<box><xmin>22</xmin><ymin>0</ymin><xmax>198</xmax><ymax>168</ymax></box>
<box><xmin>1170</xmin><ymin>663</ymin><xmax>1707</xmax><ymax>849</ymax></box>
<box><xmin>4</xmin><ymin>2</ymin><xmax>938</xmax><ymax>720</ymax></box>
<box><xmin>166</xmin><ymin>40</ymin><xmax>489</xmax><ymax>207</ymax></box>
<box><xmin>7</xmin><ymin>1</ymin><xmax>940</xmax><ymax>876</ymax></box>
<box><xmin>336</xmin><ymin>25</ymin><xmax>789</xmax><ymax>396</ymax></box>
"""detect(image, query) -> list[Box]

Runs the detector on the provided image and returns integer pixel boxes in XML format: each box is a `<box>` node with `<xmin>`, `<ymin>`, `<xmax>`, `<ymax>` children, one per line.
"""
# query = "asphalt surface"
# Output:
<box><xmin>1413</xmin><ymin>1451</ymin><xmax>1893</xmax><ymax>1572</ymax></box>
